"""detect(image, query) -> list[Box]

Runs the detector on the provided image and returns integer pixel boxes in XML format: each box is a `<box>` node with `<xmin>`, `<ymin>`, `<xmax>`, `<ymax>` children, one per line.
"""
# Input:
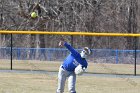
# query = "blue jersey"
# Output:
<box><xmin>62</xmin><ymin>42</ymin><xmax>88</xmax><ymax>71</ymax></box>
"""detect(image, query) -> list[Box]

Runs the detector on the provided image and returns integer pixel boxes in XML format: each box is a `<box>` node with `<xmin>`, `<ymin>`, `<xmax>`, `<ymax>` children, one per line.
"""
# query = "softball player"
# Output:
<box><xmin>56</xmin><ymin>40</ymin><xmax>91</xmax><ymax>93</ymax></box>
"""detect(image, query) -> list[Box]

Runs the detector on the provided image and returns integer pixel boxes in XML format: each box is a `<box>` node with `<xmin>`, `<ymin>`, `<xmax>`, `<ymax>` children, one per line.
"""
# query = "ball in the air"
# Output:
<box><xmin>31</xmin><ymin>12</ymin><xmax>37</xmax><ymax>18</ymax></box>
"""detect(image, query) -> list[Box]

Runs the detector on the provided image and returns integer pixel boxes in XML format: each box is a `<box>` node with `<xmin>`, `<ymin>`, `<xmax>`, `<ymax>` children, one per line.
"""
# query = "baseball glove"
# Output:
<box><xmin>74</xmin><ymin>64</ymin><xmax>86</xmax><ymax>75</ymax></box>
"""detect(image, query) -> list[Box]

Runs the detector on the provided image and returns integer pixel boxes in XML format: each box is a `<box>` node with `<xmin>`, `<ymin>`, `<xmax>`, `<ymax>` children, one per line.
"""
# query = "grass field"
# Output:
<box><xmin>0</xmin><ymin>59</ymin><xmax>140</xmax><ymax>93</ymax></box>
<box><xmin>0</xmin><ymin>72</ymin><xmax>140</xmax><ymax>93</ymax></box>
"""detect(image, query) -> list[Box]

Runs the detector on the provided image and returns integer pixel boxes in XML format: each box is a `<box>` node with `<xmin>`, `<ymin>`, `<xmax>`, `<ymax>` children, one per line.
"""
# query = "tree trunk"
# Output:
<box><xmin>127</xmin><ymin>0</ymin><xmax>138</xmax><ymax>49</ymax></box>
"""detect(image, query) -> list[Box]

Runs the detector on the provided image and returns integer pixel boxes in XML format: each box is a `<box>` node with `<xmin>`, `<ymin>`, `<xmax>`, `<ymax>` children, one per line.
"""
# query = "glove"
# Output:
<box><xmin>74</xmin><ymin>64</ymin><xmax>86</xmax><ymax>75</ymax></box>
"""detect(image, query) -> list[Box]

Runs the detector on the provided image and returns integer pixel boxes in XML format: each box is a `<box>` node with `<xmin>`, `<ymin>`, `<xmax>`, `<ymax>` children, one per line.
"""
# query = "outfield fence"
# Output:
<box><xmin>0</xmin><ymin>47</ymin><xmax>139</xmax><ymax>64</ymax></box>
<box><xmin>0</xmin><ymin>47</ymin><xmax>140</xmax><ymax>64</ymax></box>
<box><xmin>0</xmin><ymin>47</ymin><xmax>140</xmax><ymax>75</ymax></box>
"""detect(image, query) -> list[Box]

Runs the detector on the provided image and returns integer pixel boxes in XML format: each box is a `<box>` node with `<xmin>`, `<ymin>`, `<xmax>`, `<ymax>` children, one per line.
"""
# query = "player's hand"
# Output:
<box><xmin>59</xmin><ymin>41</ymin><xmax>65</xmax><ymax>47</ymax></box>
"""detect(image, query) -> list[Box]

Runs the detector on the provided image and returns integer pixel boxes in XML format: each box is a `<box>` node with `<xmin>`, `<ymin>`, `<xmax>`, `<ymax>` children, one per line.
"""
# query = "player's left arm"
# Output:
<box><xmin>79</xmin><ymin>58</ymin><xmax>88</xmax><ymax>68</ymax></box>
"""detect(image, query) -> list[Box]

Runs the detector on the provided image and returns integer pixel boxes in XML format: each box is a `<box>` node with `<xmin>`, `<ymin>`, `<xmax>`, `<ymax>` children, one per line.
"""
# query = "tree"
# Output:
<box><xmin>0</xmin><ymin>0</ymin><xmax>139</xmax><ymax>50</ymax></box>
<box><xmin>127</xmin><ymin>0</ymin><xmax>138</xmax><ymax>49</ymax></box>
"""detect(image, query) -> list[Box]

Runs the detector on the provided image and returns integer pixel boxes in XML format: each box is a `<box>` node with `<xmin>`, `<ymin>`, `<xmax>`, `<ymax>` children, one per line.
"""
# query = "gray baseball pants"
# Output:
<box><xmin>56</xmin><ymin>65</ymin><xmax>76</xmax><ymax>93</ymax></box>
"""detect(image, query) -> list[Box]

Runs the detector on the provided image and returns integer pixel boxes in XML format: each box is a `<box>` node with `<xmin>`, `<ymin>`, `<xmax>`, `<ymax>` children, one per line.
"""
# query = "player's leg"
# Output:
<box><xmin>68</xmin><ymin>72</ymin><xmax>76</xmax><ymax>93</ymax></box>
<box><xmin>56</xmin><ymin>66</ymin><xmax>67</xmax><ymax>93</ymax></box>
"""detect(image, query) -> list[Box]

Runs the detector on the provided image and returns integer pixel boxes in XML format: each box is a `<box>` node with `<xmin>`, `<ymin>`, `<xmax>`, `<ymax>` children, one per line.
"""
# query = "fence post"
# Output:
<box><xmin>10</xmin><ymin>34</ymin><xmax>13</xmax><ymax>70</ymax></box>
<box><xmin>115</xmin><ymin>49</ymin><xmax>118</xmax><ymax>64</ymax></box>
<box><xmin>17</xmin><ymin>48</ymin><xmax>20</xmax><ymax>60</ymax></box>
<box><xmin>134</xmin><ymin>37</ymin><xmax>137</xmax><ymax>76</ymax></box>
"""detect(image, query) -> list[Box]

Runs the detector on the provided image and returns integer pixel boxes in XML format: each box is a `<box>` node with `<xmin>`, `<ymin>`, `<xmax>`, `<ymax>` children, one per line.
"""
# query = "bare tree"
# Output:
<box><xmin>0</xmin><ymin>0</ymin><xmax>139</xmax><ymax>50</ymax></box>
<box><xmin>126</xmin><ymin>0</ymin><xmax>138</xmax><ymax>49</ymax></box>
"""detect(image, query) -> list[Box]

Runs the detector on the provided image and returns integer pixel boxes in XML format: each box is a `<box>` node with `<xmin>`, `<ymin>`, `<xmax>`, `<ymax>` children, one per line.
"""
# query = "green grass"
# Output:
<box><xmin>0</xmin><ymin>72</ymin><xmax>139</xmax><ymax>93</ymax></box>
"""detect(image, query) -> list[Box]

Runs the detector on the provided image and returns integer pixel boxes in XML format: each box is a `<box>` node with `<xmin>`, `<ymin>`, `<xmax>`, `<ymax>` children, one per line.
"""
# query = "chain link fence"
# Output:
<box><xmin>0</xmin><ymin>47</ymin><xmax>140</xmax><ymax>75</ymax></box>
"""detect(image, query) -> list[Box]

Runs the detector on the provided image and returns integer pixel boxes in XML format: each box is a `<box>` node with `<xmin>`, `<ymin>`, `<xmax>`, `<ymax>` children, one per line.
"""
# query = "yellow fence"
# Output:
<box><xmin>0</xmin><ymin>30</ymin><xmax>140</xmax><ymax>37</ymax></box>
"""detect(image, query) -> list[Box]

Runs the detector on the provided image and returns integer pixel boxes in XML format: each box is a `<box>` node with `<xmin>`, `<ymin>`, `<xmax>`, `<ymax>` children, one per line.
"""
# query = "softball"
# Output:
<box><xmin>31</xmin><ymin>12</ymin><xmax>37</xmax><ymax>18</ymax></box>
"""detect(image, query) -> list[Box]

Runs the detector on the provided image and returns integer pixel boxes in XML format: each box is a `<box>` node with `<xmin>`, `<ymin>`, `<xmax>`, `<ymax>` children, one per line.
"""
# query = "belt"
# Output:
<box><xmin>61</xmin><ymin>65</ymin><xmax>67</xmax><ymax>71</ymax></box>
<box><xmin>61</xmin><ymin>65</ymin><xmax>65</xmax><ymax>69</ymax></box>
